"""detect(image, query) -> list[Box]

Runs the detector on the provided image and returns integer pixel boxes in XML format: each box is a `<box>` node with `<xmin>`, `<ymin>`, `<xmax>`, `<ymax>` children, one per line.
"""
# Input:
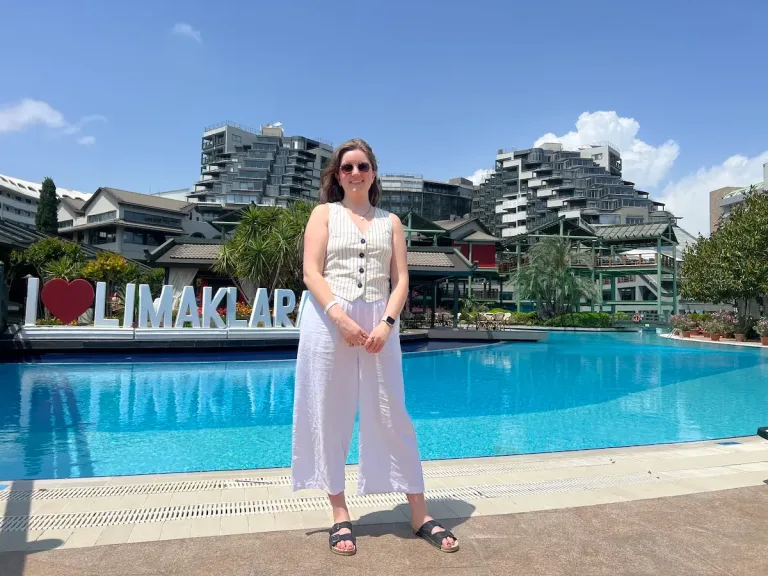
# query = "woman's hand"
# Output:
<box><xmin>330</xmin><ymin>308</ymin><xmax>368</xmax><ymax>347</ymax></box>
<box><xmin>364</xmin><ymin>321</ymin><xmax>392</xmax><ymax>354</ymax></box>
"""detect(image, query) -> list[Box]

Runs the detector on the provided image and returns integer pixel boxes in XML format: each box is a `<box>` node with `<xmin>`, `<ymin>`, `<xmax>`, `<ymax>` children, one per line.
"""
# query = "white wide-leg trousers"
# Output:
<box><xmin>291</xmin><ymin>295</ymin><xmax>425</xmax><ymax>496</ymax></box>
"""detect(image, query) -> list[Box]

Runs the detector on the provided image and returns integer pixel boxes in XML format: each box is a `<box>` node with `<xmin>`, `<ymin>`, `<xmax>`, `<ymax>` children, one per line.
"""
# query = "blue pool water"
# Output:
<box><xmin>1</xmin><ymin>332</ymin><xmax>767</xmax><ymax>480</ymax></box>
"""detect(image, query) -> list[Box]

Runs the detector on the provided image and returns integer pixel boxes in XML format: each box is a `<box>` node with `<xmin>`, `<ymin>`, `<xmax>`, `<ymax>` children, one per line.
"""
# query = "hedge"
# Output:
<box><xmin>544</xmin><ymin>312</ymin><xmax>612</xmax><ymax>328</ymax></box>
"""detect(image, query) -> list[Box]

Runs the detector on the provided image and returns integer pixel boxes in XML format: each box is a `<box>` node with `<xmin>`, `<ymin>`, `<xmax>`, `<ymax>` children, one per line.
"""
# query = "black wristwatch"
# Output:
<box><xmin>382</xmin><ymin>315</ymin><xmax>396</xmax><ymax>327</ymax></box>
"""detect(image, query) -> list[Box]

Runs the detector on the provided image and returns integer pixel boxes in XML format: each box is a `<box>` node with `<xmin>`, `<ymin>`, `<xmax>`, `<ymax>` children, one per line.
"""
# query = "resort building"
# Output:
<box><xmin>378</xmin><ymin>175</ymin><xmax>474</xmax><ymax>221</ymax></box>
<box><xmin>711</xmin><ymin>161</ymin><xmax>768</xmax><ymax>232</ymax></box>
<box><xmin>57</xmin><ymin>187</ymin><xmax>218</xmax><ymax>262</ymax></box>
<box><xmin>0</xmin><ymin>173</ymin><xmax>91</xmax><ymax>229</ymax></box>
<box><xmin>190</xmin><ymin>122</ymin><xmax>333</xmax><ymax>222</ymax></box>
<box><xmin>471</xmin><ymin>142</ymin><xmax>676</xmax><ymax>238</ymax></box>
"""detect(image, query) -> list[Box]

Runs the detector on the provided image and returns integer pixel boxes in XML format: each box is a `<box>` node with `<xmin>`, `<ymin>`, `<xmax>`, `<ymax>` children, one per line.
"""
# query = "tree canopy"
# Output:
<box><xmin>680</xmin><ymin>187</ymin><xmax>768</xmax><ymax>311</ymax></box>
<box><xmin>35</xmin><ymin>177</ymin><xmax>59</xmax><ymax>235</ymax></box>
<box><xmin>513</xmin><ymin>237</ymin><xmax>600</xmax><ymax>319</ymax></box>
<box><xmin>214</xmin><ymin>202</ymin><xmax>313</xmax><ymax>302</ymax></box>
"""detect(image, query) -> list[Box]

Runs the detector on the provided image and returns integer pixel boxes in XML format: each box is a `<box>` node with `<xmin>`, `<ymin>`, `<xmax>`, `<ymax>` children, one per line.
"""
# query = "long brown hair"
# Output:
<box><xmin>319</xmin><ymin>138</ymin><xmax>381</xmax><ymax>206</ymax></box>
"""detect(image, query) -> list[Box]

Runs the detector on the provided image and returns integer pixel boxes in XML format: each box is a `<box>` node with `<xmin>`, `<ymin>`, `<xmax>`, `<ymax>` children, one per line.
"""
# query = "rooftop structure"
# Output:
<box><xmin>0</xmin><ymin>173</ymin><xmax>91</xmax><ymax>229</ymax></box>
<box><xmin>379</xmin><ymin>175</ymin><xmax>473</xmax><ymax>221</ymax></box>
<box><xmin>713</xmin><ymin>161</ymin><xmax>768</xmax><ymax>231</ymax></box>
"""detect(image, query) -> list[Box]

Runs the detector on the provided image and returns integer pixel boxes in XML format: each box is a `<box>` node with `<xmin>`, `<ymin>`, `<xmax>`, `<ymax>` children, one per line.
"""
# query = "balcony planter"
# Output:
<box><xmin>710</xmin><ymin>333</ymin><xmax>721</xmax><ymax>342</ymax></box>
<box><xmin>735</xmin><ymin>334</ymin><xmax>746</xmax><ymax>342</ymax></box>
<box><xmin>762</xmin><ymin>337</ymin><xmax>768</xmax><ymax>346</ymax></box>
<box><xmin>682</xmin><ymin>331</ymin><xmax>692</xmax><ymax>338</ymax></box>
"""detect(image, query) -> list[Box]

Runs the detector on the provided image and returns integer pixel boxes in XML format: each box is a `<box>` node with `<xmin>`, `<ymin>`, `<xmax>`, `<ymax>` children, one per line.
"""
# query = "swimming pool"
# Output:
<box><xmin>1</xmin><ymin>332</ymin><xmax>767</xmax><ymax>480</ymax></box>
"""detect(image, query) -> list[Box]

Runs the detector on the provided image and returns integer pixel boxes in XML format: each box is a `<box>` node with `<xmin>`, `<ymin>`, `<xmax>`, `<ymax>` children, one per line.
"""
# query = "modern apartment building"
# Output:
<box><xmin>472</xmin><ymin>142</ymin><xmax>676</xmax><ymax>238</ymax></box>
<box><xmin>711</xmin><ymin>161</ymin><xmax>768</xmax><ymax>232</ymax></box>
<box><xmin>378</xmin><ymin>175</ymin><xmax>473</xmax><ymax>221</ymax></box>
<box><xmin>0</xmin><ymin>173</ymin><xmax>91</xmax><ymax>229</ymax></box>
<box><xmin>191</xmin><ymin>122</ymin><xmax>333</xmax><ymax>222</ymax></box>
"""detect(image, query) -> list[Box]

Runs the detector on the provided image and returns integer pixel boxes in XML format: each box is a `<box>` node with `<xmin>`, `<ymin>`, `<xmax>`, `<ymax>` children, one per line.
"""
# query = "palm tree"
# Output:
<box><xmin>214</xmin><ymin>202</ymin><xmax>313</xmax><ymax>303</ymax></box>
<box><xmin>513</xmin><ymin>236</ymin><xmax>600</xmax><ymax>319</ymax></box>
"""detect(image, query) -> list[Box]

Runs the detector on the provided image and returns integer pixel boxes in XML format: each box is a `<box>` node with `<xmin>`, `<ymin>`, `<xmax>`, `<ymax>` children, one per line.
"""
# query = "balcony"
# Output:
<box><xmin>559</xmin><ymin>209</ymin><xmax>581</xmax><ymax>219</ymax></box>
<box><xmin>547</xmin><ymin>198</ymin><xmax>565</xmax><ymax>208</ymax></box>
<box><xmin>520</xmin><ymin>170</ymin><xmax>534</xmax><ymax>180</ymax></box>
<box><xmin>527</xmin><ymin>178</ymin><xmax>544</xmax><ymax>188</ymax></box>
<box><xmin>537</xmin><ymin>188</ymin><xmax>556</xmax><ymax>198</ymax></box>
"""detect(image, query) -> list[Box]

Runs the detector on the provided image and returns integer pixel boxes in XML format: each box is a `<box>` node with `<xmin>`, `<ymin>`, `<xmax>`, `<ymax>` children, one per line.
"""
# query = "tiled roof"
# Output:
<box><xmin>593</xmin><ymin>222</ymin><xmax>669</xmax><ymax>240</ymax></box>
<box><xmin>59</xmin><ymin>197</ymin><xmax>86</xmax><ymax>213</ymax></box>
<box><xmin>0</xmin><ymin>173</ymin><xmax>91</xmax><ymax>201</ymax></box>
<box><xmin>167</xmin><ymin>244</ymin><xmax>222</xmax><ymax>260</ymax></box>
<box><xmin>100</xmin><ymin>187</ymin><xmax>194</xmax><ymax>213</ymax></box>
<box><xmin>406</xmin><ymin>252</ymin><xmax>454</xmax><ymax>267</ymax></box>
<box><xmin>433</xmin><ymin>218</ymin><xmax>473</xmax><ymax>231</ymax></box>
<box><xmin>462</xmin><ymin>231</ymin><xmax>500</xmax><ymax>242</ymax></box>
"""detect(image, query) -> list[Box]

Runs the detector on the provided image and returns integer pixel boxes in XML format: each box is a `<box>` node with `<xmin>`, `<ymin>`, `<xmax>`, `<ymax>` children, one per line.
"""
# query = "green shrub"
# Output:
<box><xmin>507</xmin><ymin>312</ymin><xmax>541</xmax><ymax>326</ymax></box>
<box><xmin>544</xmin><ymin>312</ymin><xmax>612</xmax><ymax>328</ymax></box>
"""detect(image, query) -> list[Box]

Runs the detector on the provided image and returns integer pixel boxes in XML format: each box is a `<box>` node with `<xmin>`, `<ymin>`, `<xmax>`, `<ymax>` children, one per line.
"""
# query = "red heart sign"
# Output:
<box><xmin>40</xmin><ymin>279</ymin><xmax>95</xmax><ymax>325</ymax></box>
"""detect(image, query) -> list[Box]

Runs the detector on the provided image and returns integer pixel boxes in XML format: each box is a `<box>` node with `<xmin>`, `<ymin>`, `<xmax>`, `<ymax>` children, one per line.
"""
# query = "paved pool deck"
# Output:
<box><xmin>1</xmin><ymin>436</ymin><xmax>768</xmax><ymax>574</ymax></box>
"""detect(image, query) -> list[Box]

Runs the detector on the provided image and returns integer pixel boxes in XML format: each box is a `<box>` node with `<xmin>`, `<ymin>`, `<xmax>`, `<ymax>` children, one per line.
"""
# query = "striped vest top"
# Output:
<box><xmin>324</xmin><ymin>201</ymin><xmax>393</xmax><ymax>302</ymax></box>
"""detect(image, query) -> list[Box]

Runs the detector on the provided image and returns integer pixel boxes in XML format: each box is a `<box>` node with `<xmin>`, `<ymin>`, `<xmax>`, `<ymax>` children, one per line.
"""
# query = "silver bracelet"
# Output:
<box><xmin>323</xmin><ymin>300</ymin><xmax>339</xmax><ymax>315</ymax></box>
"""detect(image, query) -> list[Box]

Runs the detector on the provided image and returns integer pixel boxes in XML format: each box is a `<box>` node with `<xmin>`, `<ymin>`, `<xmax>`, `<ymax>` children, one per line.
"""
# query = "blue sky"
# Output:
<box><xmin>1</xmin><ymin>0</ymin><xmax>767</xmax><ymax>235</ymax></box>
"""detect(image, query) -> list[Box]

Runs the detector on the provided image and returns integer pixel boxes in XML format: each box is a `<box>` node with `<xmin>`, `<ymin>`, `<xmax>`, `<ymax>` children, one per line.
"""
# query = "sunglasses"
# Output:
<box><xmin>340</xmin><ymin>162</ymin><xmax>371</xmax><ymax>174</ymax></box>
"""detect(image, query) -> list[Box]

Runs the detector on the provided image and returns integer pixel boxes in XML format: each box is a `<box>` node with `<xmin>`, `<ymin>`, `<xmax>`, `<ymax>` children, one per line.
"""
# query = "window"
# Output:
<box><xmin>626</xmin><ymin>217</ymin><xmax>644</xmax><ymax>225</ymax></box>
<box><xmin>231</xmin><ymin>134</ymin><xmax>242</xmax><ymax>143</ymax></box>
<box><xmin>59</xmin><ymin>219</ymin><xmax>74</xmax><ymax>229</ymax></box>
<box><xmin>87</xmin><ymin>210</ymin><xmax>117</xmax><ymax>223</ymax></box>
<box><xmin>124</xmin><ymin>210</ymin><xmax>182</xmax><ymax>228</ymax></box>
<box><xmin>123</xmin><ymin>230</ymin><xmax>159</xmax><ymax>246</ymax></box>
<box><xmin>93</xmin><ymin>230</ymin><xmax>117</xmax><ymax>244</ymax></box>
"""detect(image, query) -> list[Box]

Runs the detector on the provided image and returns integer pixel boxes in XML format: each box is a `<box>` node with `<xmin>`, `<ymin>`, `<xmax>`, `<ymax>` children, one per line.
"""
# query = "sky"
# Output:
<box><xmin>1</xmin><ymin>0</ymin><xmax>767</xmax><ymax>237</ymax></box>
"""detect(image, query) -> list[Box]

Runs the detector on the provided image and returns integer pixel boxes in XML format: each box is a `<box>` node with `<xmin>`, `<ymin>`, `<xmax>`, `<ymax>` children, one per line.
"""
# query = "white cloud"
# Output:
<box><xmin>0</xmin><ymin>99</ymin><xmax>105</xmax><ymax>146</ymax></box>
<box><xmin>534</xmin><ymin>111</ymin><xmax>680</xmax><ymax>188</ymax></box>
<box><xmin>0</xmin><ymin>99</ymin><xmax>65</xmax><ymax>133</ymax></box>
<box><xmin>659</xmin><ymin>151</ymin><xmax>768</xmax><ymax>237</ymax></box>
<box><xmin>63</xmin><ymin>114</ymin><xmax>107</xmax><ymax>135</ymax></box>
<box><xmin>468</xmin><ymin>168</ymin><xmax>493</xmax><ymax>186</ymax></box>
<box><xmin>172</xmin><ymin>23</ymin><xmax>202</xmax><ymax>44</ymax></box>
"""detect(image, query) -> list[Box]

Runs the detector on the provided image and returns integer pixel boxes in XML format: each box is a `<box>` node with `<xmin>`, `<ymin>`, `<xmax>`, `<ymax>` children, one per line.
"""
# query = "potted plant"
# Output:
<box><xmin>733</xmin><ymin>316</ymin><xmax>755</xmax><ymax>342</ymax></box>
<box><xmin>757</xmin><ymin>318</ymin><xmax>768</xmax><ymax>346</ymax></box>
<box><xmin>702</xmin><ymin>317</ymin><xmax>724</xmax><ymax>341</ymax></box>
<box><xmin>669</xmin><ymin>314</ymin><xmax>694</xmax><ymax>337</ymax></box>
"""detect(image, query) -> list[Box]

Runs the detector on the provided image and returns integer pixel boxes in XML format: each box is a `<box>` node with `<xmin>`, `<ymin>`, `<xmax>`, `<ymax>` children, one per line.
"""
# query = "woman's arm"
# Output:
<box><xmin>383</xmin><ymin>214</ymin><xmax>409</xmax><ymax>322</ymax></box>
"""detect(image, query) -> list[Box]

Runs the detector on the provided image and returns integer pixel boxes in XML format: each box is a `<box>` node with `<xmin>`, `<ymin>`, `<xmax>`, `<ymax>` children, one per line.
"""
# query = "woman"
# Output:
<box><xmin>291</xmin><ymin>138</ymin><xmax>459</xmax><ymax>556</ymax></box>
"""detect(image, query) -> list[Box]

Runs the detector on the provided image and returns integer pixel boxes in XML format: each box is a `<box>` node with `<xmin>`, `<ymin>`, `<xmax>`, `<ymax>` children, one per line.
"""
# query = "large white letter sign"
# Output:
<box><xmin>201</xmin><ymin>286</ymin><xmax>227</xmax><ymax>329</ymax></box>
<box><xmin>273</xmin><ymin>289</ymin><xmax>296</xmax><ymax>328</ymax></box>
<box><xmin>94</xmin><ymin>282</ymin><xmax>119</xmax><ymax>328</ymax></box>
<box><xmin>248</xmin><ymin>288</ymin><xmax>272</xmax><ymax>328</ymax></box>
<box><xmin>24</xmin><ymin>277</ymin><xmax>39</xmax><ymax>327</ymax></box>
<box><xmin>226</xmin><ymin>287</ymin><xmax>246</xmax><ymax>328</ymax></box>
<box><xmin>138</xmin><ymin>284</ymin><xmax>174</xmax><ymax>328</ymax></box>
<box><xmin>122</xmin><ymin>283</ymin><xmax>136</xmax><ymax>329</ymax></box>
<box><xmin>174</xmin><ymin>286</ymin><xmax>201</xmax><ymax>328</ymax></box>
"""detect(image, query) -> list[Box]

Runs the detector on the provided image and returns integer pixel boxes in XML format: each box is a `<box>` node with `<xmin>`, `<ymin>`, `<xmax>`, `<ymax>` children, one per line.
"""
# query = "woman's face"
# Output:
<box><xmin>337</xmin><ymin>148</ymin><xmax>375</xmax><ymax>200</ymax></box>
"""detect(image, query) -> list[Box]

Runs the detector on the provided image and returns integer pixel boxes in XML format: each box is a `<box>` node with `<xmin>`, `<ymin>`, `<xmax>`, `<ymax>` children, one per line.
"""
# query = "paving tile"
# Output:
<box><xmin>159</xmin><ymin>519</ymin><xmax>193</xmax><ymax>541</ymax></box>
<box><xmin>142</xmin><ymin>493</ymin><xmax>172</xmax><ymax>508</ymax></box>
<box><xmin>219</xmin><ymin>488</ymin><xmax>246</xmax><ymax>502</ymax></box>
<box><xmin>195</xmin><ymin>489</ymin><xmax>222</xmax><ymax>504</ymax></box>
<box><xmin>30</xmin><ymin>500</ymin><xmax>69</xmax><ymax>515</ymax></box>
<box><xmin>118</xmin><ymin>494</ymin><xmax>148</xmax><ymax>509</ymax></box>
<box><xmin>219</xmin><ymin>515</ymin><xmax>250</xmax><ymax>536</ymax></box>
<box><xmin>190</xmin><ymin>517</ymin><xmax>221</xmax><ymax>538</ymax></box>
<box><xmin>89</xmin><ymin>496</ymin><xmax>126</xmax><ymax>511</ymax></box>
<box><xmin>25</xmin><ymin>529</ymin><xmax>72</xmax><ymax>551</ymax></box>
<box><xmin>168</xmin><ymin>491</ymin><xmax>198</xmax><ymax>506</ymax></box>
<box><xmin>95</xmin><ymin>524</ymin><xmax>135</xmax><ymax>546</ymax></box>
<box><xmin>0</xmin><ymin>531</ymin><xmax>44</xmax><ymax>553</ymax></box>
<box><xmin>60</xmin><ymin>527</ymin><xmax>104</xmax><ymax>549</ymax></box>
<box><xmin>248</xmin><ymin>514</ymin><xmax>278</xmax><ymax>533</ymax></box>
<box><xmin>128</xmin><ymin>522</ymin><xmax>164</xmax><ymax>543</ymax></box>
<box><xmin>61</xmin><ymin>498</ymin><xmax>93</xmax><ymax>513</ymax></box>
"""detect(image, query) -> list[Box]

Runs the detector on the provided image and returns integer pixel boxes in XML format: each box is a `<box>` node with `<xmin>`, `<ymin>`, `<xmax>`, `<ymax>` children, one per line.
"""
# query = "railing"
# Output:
<box><xmin>603</xmin><ymin>275</ymin><xmax>637</xmax><ymax>285</ymax></box>
<box><xmin>204</xmin><ymin>121</ymin><xmax>259</xmax><ymax>134</ymax></box>
<box><xmin>497</xmin><ymin>147</ymin><xmax>519</xmax><ymax>154</ymax></box>
<box><xmin>596</xmin><ymin>254</ymin><xmax>675</xmax><ymax>269</ymax></box>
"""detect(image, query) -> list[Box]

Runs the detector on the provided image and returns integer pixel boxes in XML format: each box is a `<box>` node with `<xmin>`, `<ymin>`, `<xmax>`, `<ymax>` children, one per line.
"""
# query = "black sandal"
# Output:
<box><xmin>414</xmin><ymin>520</ymin><xmax>459</xmax><ymax>553</ymax></box>
<box><xmin>329</xmin><ymin>521</ymin><xmax>356</xmax><ymax>556</ymax></box>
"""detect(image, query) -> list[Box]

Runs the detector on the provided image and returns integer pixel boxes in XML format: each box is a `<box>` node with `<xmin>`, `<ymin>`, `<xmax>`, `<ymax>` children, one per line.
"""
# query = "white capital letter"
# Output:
<box><xmin>122</xmin><ymin>283</ymin><xmax>136</xmax><ymax>329</ymax></box>
<box><xmin>248</xmin><ymin>288</ymin><xmax>272</xmax><ymax>328</ymax></box>
<box><xmin>24</xmin><ymin>277</ymin><xmax>39</xmax><ymax>327</ymax></box>
<box><xmin>138</xmin><ymin>284</ymin><xmax>173</xmax><ymax>328</ymax></box>
<box><xmin>94</xmin><ymin>282</ymin><xmax>119</xmax><ymax>327</ymax></box>
<box><xmin>174</xmin><ymin>286</ymin><xmax>201</xmax><ymax>328</ymax></box>
<box><xmin>273</xmin><ymin>289</ymin><xmax>296</xmax><ymax>328</ymax></box>
<box><xmin>226</xmin><ymin>287</ymin><xmax>247</xmax><ymax>328</ymax></box>
<box><xmin>202</xmin><ymin>286</ymin><xmax>227</xmax><ymax>328</ymax></box>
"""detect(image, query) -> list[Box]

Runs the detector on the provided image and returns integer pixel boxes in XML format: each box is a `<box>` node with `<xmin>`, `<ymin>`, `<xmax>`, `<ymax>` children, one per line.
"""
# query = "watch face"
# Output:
<box><xmin>385</xmin><ymin>316</ymin><xmax>395</xmax><ymax>326</ymax></box>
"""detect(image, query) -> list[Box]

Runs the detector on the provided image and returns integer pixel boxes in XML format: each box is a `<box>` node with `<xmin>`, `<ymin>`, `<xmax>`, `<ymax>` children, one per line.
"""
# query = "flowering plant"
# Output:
<box><xmin>669</xmin><ymin>314</ymin><xmax>695</xmax><ymax>332</ymax></box>
<box><xmin>756</xmin><ymin>318</ymin><xmax>768</xmax><ymax>337</ymax></box>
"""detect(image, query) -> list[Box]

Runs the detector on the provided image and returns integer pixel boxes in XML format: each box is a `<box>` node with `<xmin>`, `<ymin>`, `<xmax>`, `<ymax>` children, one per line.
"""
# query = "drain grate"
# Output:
<box><xmin>0</xmin><ymin>465</ymin><xmax>743</xmax><ymax>533</ymax></box>
<box><xmin>0</xmin><ymin>455</ymin><xmax>615</xmax><ymax>502</ymax></box>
